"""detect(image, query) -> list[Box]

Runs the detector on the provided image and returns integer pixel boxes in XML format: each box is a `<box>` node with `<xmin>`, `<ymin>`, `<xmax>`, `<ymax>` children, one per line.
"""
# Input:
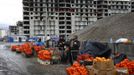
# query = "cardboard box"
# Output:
<box><xmin>89</xmin><ymin>68</ymin><xmax>116</xmax><ymax>75</ymax></box>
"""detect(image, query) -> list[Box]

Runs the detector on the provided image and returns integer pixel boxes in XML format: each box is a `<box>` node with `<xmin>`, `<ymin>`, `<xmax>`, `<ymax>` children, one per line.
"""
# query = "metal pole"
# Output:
<box><xmin>45</xmin><ymin>4</ymin><xmax>48</xmax><ymax>38</ymax></box>
<box><xmin>65</xmin><ymin>12</ymin><xmax>67</xmax><ymax>41</ymax></box>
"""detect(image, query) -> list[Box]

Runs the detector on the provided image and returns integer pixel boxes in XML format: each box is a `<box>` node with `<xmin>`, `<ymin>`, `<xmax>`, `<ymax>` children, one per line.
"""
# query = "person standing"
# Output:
<box><xmin>65</xmin><ymin>35</ymin><xmax>80</xmax><ymax>65</ymax></box>
<box><xmin>46</xmin><ymin>35</ymin><xmax>50</xmax><ymax>48</ymax></box>
<box><xmin>57</xmin><ymin>36</ymin><xmax>66</xmax><ymax>63</ymax></box>
<box><xmin>35</xmin><ymin>38</ymin><xmax>44</xmax><ymax>46</ymax></box>
<box><xmin>58</xmin><ymin>36</ymin><xmax>65</xmax><ymax>50</ymax></box>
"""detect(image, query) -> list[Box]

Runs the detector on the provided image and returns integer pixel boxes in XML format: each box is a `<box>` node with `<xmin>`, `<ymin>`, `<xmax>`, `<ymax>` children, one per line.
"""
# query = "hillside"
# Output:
<box><xmin>70</xmin><ymin>13</ymin><xmax>134</xmax><ymax>41</ymax></box>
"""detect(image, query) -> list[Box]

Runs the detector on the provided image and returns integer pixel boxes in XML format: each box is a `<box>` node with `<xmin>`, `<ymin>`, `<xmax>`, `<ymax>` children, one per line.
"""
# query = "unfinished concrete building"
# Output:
<box><xmin>9</xmin><ymin>26</ymin><xmax>18</xmax><ymax>36</ymax></box>
<box><xmin>23</xmin><ymin>0</ymin><xmax>132</xmax><ymax>38</ymax></box>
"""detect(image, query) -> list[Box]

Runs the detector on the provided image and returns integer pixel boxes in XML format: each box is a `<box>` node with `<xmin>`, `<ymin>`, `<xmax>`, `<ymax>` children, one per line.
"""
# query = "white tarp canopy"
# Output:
<box><xmin>115</xmin><ymin>38</ymin><xmax>129</xmax><ymax>43</ymax></box>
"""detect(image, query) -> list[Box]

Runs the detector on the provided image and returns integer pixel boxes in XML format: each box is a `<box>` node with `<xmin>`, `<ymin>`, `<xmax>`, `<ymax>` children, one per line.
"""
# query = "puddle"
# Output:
<box><xmin>0</xmin><ymin>45</ymin><xmax>7</xmax><ymax>50</ymax></box>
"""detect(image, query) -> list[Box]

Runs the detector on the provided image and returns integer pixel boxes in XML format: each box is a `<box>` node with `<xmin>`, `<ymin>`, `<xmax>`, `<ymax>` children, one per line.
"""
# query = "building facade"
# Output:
<box><xmin>9</xmin><ymin>26</ymin><xmax>18</xmax><ymax>36</ymax></box>
<box><xmin>22</xmin><ymin>0</ymin><xmax>132</xmax><ymax>39</ymax></box>
<box><xmin>9</xmin><ymin>21</ymin><xmax>23</xmax><ymax>36</ymax></box>
<box><xmin>17</xmin><ymin>21</ymin><xmax>23</xmax><ymax>36</ymax></box>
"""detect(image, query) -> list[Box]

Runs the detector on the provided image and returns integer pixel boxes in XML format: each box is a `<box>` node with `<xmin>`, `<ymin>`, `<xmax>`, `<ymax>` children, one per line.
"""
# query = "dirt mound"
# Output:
<box><xmin>70</xmin><ymin>13</ymin><xmax>134</xmax><ymax>42</ymax></box>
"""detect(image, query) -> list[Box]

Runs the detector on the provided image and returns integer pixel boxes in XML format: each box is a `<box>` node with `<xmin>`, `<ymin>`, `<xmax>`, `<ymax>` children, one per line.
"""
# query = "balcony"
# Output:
<box><xmin>23</xmin><ymin>0</ymin><xmax>29</xmax><ymax>4</ymax></box>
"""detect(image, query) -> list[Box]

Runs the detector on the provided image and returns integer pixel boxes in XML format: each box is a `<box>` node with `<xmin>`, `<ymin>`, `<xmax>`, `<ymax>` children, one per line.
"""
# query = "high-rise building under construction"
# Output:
<box><xmin>23</xmin><ymin>0</ymin><xmax>132</xmax><ymax>38</ymax></box>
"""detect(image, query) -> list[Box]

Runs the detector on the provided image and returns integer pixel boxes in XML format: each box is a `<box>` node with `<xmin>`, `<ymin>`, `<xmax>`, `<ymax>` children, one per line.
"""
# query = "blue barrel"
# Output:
<box><xmin>7</xmin><ymin>37</ymin><xmax>14</xmax><ymax>42</ymax></box>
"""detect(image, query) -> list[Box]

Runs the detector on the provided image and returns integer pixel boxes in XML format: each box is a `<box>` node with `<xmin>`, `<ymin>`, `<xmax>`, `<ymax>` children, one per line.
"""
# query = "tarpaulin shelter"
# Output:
<box><xmin>80</xmin><ymin>41</ymin><xmax>112</xmax><ymax>58</ymax></box>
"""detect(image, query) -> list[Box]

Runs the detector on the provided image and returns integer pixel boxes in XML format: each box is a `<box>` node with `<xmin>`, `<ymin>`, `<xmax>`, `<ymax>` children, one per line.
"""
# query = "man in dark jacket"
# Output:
<box><xmin>58</xmin><ymin>36</ymin><xmax>65</xmax><ymax>50</ymax></box>
<box><xmin>66</xmin><ymin>35</ymin><xmax>80</xmax><ymax>65</ymax></box>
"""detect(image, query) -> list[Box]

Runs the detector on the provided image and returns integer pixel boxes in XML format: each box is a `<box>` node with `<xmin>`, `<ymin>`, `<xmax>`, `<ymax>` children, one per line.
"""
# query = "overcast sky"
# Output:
<box><xmin>0</xmin><ymin>0</ymin><xmax>22</xmax><ymax>26</ymax></box>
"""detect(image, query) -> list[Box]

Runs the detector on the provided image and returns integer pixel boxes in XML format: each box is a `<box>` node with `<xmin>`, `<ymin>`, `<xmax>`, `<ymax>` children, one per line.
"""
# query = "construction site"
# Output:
<box><xmin>23</xmin><ymin>0</ymin><xmax>133</xmax><ymax>39</ymax></box>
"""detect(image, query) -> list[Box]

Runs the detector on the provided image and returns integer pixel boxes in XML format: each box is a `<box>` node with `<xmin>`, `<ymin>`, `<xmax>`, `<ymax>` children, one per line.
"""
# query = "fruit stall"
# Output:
<box><xmin>66</xmin><ymin>56</ymin><xmax>134</xmax><ymax>75</ymax></box>
<box><xmin>10</xmin><ymin>42</ymin><xmax>60</xmax><ymax>64</ymax></box>
<box><xmin>10</xmin><ymin>41</ymin><xmax>134</xmax><ymax>75</ymax></box>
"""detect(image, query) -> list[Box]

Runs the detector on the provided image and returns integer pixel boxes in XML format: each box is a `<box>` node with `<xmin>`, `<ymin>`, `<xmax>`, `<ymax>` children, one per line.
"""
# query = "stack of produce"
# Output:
<box><xmin>22</xmin><ymin>43</ymin><xmax>33</xmax><ymax>55</ymax></box>
<box><xmin>11</xmin><ymin>45</ymin><xmax>19</xmax><ymax>51</ymax></box>
<box><xmin>77</xmin><ymin>54</ymin><xmax>94</xmax><ymax>62</ymax></box>
<box><xmin>89</xmin><ymin>57</ymin><xmax>116</xmax><ymax>75</ymax></box>
<box><xmin>66</xmin><ymin>61</ymin><xmax>89</xmax><ymax>75</ymax></box>
<box><xmin>16</xmin><ymin>45</ymin><xmax>23</xmax><ymax>53</ymax></box>
<box><xmin>116</xmin><ymin>59</ymin><xmax>134</xmax><ymax>74</ymax></box>
<box><xmin>38</xmin><ymin>50</ymin><xmax>52</xmax><ymax>61</ymax></box>
<box><xmin>20</xmin><ymin>44</ymin><xmax>26</xmax><ymax>52</ymax></box>
<box><xmin>33</xmin><ymin>45</ymin><xmax>44</xmax><ymax>52</ymax></box>
<box><xmin>23</xmin><ymin>48</ymin><xmax>32</xmax><ymax>55</ymax></box>
<box><xmin>11</xmin><ymin>42</ymin><xmax>34</xmax><ymax>56</ymax></box>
